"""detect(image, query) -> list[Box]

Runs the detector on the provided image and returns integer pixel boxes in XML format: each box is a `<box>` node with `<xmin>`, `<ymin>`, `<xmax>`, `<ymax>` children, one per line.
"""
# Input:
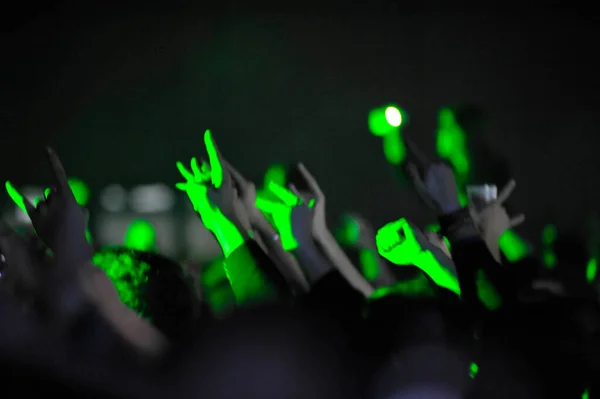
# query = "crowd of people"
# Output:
<box><xmin>0</xmin><ymin>127</ymin><xmax>598</xmax><ymax>399</ymax></box>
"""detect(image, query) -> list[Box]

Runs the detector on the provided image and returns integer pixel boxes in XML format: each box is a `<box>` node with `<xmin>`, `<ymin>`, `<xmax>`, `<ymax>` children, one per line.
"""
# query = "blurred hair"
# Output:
<box><xmin>93</xmin><ymin>247</ymin><xmax>200</xmax><ymax>341</ymax></box>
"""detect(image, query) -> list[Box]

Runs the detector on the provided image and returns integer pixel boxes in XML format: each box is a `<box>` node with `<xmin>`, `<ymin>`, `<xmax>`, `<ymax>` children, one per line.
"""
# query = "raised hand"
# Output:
<box><xmin>256</xmin><ymin>181</ymin><xmax>310</xmax><ymax>252</ymax></box>
<box><xmin>175</xmin><ymin>130</ymin><xmax>248</xmax><ymax>257</ymax></box>
<box><xmin>202</xmin><ymin>130</ymin><xmax>252</xmax><ymax>234</ymax></box>
<box><xmin>294</xmin><ymin>163</ymin><xmax>329</xmax><ymax>240</ymax></box>
<box><xmin>226</xmin><ymin>162</ymin><xmax>277</xmax><ymax>239</ymax></box>
<box><xmin>286</xmin><ymin>163</ymin><xmax>373</xmax><ymax>296</ymax></box>
<box><xmin>471</xmin><ymin>179</ymin><xmax>525</xmax><ymax>262</ymax></box>
<box><xmin>376</xmin><ymin>218</ymin><xmax>460</xmax><ymax>294</ymax></box>
<box><xmin>226</xmin><ymin>161</ymin><xmax>310</xmax><ymax>292</ymax></box>
<box><xmin>404</xmin><ymin>139</ymin><xmax>461</xmax><ymax>215</ymax></box>
<box><xmin>376</xmin><ymin>218</ymin><xmax>424</xmax><ymax>266</ymax></box>
<box><xmin>6</xmin><ymin>148</ymin><xmax>91</xmax><ymax>266</ymax></box>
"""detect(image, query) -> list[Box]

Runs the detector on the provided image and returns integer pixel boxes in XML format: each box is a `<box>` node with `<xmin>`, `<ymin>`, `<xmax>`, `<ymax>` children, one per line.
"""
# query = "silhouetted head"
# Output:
<box><xmin>93</xmin><ymin>247</ymin><xmax>200</xmax><ymax>341</ymax></box>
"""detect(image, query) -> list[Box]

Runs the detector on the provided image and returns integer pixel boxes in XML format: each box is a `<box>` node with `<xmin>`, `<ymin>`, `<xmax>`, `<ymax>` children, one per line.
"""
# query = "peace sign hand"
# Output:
<box><xmin>6</xmin><ymin>148</ymin><xmax>91</xmax><ymax>266</ymax></box>
<box><xmin>471</xmin><ymin>179</ymin><xmax>526</xmax><ymax>262</ymax></box>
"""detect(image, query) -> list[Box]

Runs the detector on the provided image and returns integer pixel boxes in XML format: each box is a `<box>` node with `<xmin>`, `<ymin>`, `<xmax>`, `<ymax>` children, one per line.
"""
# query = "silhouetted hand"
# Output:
<box><xmin>176</xmin><ymin>130</ymin><xmax>251</xmax><ymax>241</ymax></box>
<box><xmin>229</xmin><ymin>164</ymin><xmax>310</xmax><ymax>291</ymax></box>
<box><xmin>471</xmin><ymin>179</ymin><xmax>525</xmax><ymax>262</ymax></box>
<box><xmin>294</xmin><ymin>163</ymin><xmax>329</xmax><ymax>240</ymax></box>
<box><xmin>289</xmin><ymin>163</ymin><xmax>373</xmax><ymax>296</ymax></box>
<box><xmin>257</xmin><ymin>180</ymin><xmax>314</xmax><ymax>252</ymax></box>
<box><xmin>405</xmin><ymin>139</ymin><xmax>461</xmax><ymax>215</ymax></box>
<box><xmin>6</xmin><ymin>148</ymin><xmax>92</xmax><ymax>267</ymax></box>
<box><xmin>225</xmin><ymin>161</ymin><xmax>276</xmax><ymax>239</ymax></box>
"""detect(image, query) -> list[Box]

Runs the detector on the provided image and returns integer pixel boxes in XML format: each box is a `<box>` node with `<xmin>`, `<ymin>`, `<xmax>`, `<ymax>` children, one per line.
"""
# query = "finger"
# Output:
<box><xmin>224</xmin><ymin>160</ymin><xmax>247</xmax><ymax>189</ymax></box>
<box><xmin>255</xmin><ymin>197</ymin><xmax>280</xmax><ymax>213</ymax></box>
<box><xmin>201</xmin><ymin>160</ymin><xmax>211</xmax><ymax>175</ymax></box>
<box><xmin>288</xmin><ymin>183</ymin><xmax>313</xmax><ymax>206</ymax></box>
<box><xmin>404</xmin><ymin>137</ymin><xmax>430</xmax><ymax>168</ymax></box>
<box><xmin>44</xmin><ymin>187</ymin><xmax>52</xmax><ymax>199</ymax></box>
<box><xmin>194</xmin><ymin>158</ymin><xmax>212</xmax><ymax>182</ymax></box>
<box><xmin>190</xmin><ymin>157</ymin><xmax>203</xmax><ymax>180</ymax></box>
<box><xmin>176</xmin><ymin>161</ymin><xmax>195</xmax><ymax>182</ymax></box>
<box><xmin>509</xmin><ymin>213</ymin><xmax>526</xmax><ymax>228</ymax></box>
<box><xmin>288</xmin><ymin>183</ymin><xmax>301</xmax><ymax>197</ymax></box>
<box><xmin>204</xmin><ymin>129</ymin><xmax>224</xmax><ymax>189</ymax></box>
<box><xmin>296</xmin><ymin>163</ymin><xmax>324</xmax><ymax>199</ymax></box>
<box><xmin>268</xmin><ymin>181</ymin><xmax>299</xmax><ymax>207</ymax></box>
<box><xmin>496</xmin><ymin>179</ymin><xmax>516</xmax><ymax>204</ymax></box>
<box><xmin>175</xmin><ymin>182</ymin><xmax>188</xmax><ymax>191</ymax></box>
<box><xmin>406</xmin><ymin>163</ymin><xmax>428</xmax><ymax>194</ymax></box>
<box><xmin>46</xmin><ymin>147</ymin><xmax>71</xmax><ymax>193</ymax></box>
<box><xmin>5</xmin><ymin>181</ymin><xmax>36</xmax><ymax>215</ymax></box>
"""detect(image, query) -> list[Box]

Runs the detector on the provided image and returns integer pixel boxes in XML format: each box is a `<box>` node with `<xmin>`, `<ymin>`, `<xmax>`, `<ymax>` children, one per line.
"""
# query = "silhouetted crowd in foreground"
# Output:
<box><xmin>0</xmin><ymin>129</ymin><xmax>598</xmax><ymax>399</ymax></box>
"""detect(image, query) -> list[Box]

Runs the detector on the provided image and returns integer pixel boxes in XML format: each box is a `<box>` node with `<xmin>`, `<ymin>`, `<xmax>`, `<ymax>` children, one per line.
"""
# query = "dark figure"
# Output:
<box><xmin>93</xmin><ymin>247</ymin><xmax>201</xmax><ymax>342</ymax></box>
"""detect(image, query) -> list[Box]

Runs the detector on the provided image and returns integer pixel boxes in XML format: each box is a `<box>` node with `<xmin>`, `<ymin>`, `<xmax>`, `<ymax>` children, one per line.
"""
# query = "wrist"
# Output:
<box><xmin>210</xmin><ymin>215</ymin><xmax>246</xmax><ymax>258</ymax></box>
<box><xmin>439</xmin><ymin>207</ymin><xmax>479</xmax><ymax>243</ymax></box>
<box><xmin>294</xmin><ymin>246</ymin><xmax>333</xmax><ymax>284</ymax></box>
<box><xmin>440</xmin><ymin>201</ymin><xmax>462</xmax><ymax>215</ymax></box>
<box><xmin>214</xmin><ymin>232</ymin><xmax>245</xmax><ymax>258</ymax></box>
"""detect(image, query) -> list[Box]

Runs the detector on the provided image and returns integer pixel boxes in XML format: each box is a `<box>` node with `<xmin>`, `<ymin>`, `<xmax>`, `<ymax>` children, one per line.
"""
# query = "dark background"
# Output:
<box><xmin>2</xmin><ymin>5</ymin><xmax>600</xmax><ymax>249</ymax></box>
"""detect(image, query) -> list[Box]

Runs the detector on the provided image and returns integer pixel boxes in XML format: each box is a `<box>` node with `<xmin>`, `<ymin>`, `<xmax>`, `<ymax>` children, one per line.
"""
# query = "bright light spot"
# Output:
<box><xmin>100</xmin><ymin>184</ymin><xmax>127</xmax><ymax>212</ymax></box>
<box><xmin>129</xmin><ymin>184</ymin><xmax>175</xmax><ymax>213</ymax></box>
<box><xmin>124</xmin><ymin>219</ymin><xmax>156</xmax><ymax>251</ymax></box>
<box><xmin>385</xmin><ymin>106</ymin><xmax>402</xmax><ymax>127</ymax></box>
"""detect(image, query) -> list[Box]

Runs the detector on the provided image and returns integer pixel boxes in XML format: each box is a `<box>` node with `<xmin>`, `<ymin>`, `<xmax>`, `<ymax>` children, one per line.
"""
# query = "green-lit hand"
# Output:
<box><xmin>176</xmin><ymin>130</ymin><xmax>250</xmax><ymax>257</ymax></box>
<box><xmin>176</xmin><ymin>157</ymin><xmax>212</xmax><ymax>216</ymax></box>
<box><xmin>176</xmin><ymin>157</ymin><xmax>244</xmax><ymax>258</ymax></box>
<box><xmin>376</xmin><ymin>218</ymin><xmax>422</xmax><ymax>265</ymax></box>
<box><xmin>377</xmin><ymin>218</ymin><xmax>460</xmax><ymax>294</ymax></box>
<box><xmin>203</xmin><ymin>130</ymin><xmax>252</xmax><ymax>234</ymax></box>
<box><xmin>255</xmin><ymin>182</ymin><xmax>300</xmax><ymax>251</ymax></box>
